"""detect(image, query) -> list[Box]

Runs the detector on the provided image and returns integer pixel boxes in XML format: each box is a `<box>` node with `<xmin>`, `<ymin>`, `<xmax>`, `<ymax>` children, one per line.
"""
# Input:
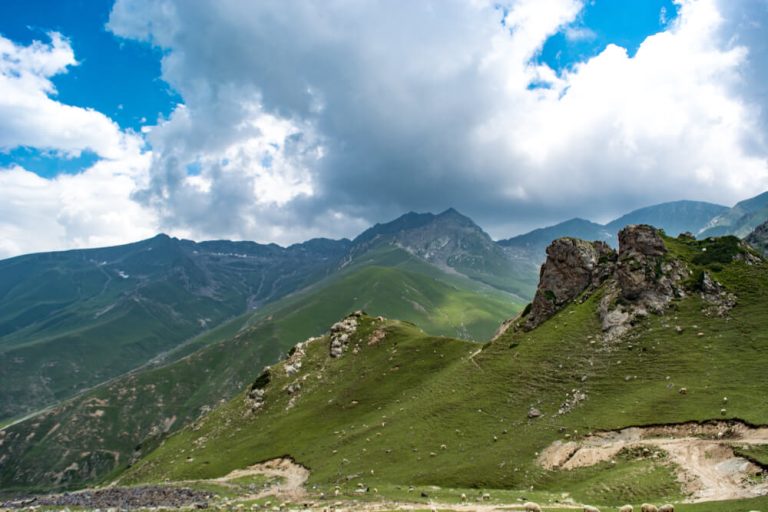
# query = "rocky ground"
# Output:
<box><xmin>1</xmin><ymin>485</ymin><xmax>211</xmax><ymax>510</ymax></box>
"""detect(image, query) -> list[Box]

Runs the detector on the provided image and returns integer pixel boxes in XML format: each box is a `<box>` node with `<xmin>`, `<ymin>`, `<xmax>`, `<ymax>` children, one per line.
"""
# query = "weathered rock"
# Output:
<box><xmin>600</xmin><ymin>225</ymin><xmax>688</xmax><ymax>340</ymax></box>
<box><xmin>525</xmin><ymin>238</ymin><xmax>616</xmax><ymax>330</ymax></box>
<box><xmin>246</xmin><ymin>368</ymin><xmax>271</xmax><ymax>413</ymax></box>
<box><xmin>528</xmin><ymin>407</ymin><xmax>542</xmax><ymax>419</ymax></box>
<box><xmin>329</xmin><ymin>314</ymin><xmax>360</xmax><ymax>357</ymax></box>
<box><xmin>699</xmin><ymin>271</ymin><xmax>737</xmax><ymax>317</ymax></box>
<box><xmin>745</xmin><ymin>221</ymin><xmax>768</xmax><ymax>257</ymax></box>
<box><xmin>1</xmin><ymin>486</ymin><xmax>211</xmax><ymax>509</ymax></box>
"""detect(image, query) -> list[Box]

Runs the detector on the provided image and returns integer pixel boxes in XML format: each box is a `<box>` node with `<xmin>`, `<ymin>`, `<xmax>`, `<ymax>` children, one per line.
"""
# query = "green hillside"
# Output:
<box><xmin>0</xmin><ymin>247</ymin><xmax>520</xmax><ymax>492</ymax></box>
<box><xmin>700</xmin><ymin>191</ymin><xmax>768</xmax><ymax>238</ymax></box>
<box><xmin>0</xmin><ymin>234</ymin><xmax>350</xmax><ymax>420</ymax></box>
<box><xmin>122</xmin><ymin>229</ymin><xmax>768</xmax><ymax>508</ymax></box>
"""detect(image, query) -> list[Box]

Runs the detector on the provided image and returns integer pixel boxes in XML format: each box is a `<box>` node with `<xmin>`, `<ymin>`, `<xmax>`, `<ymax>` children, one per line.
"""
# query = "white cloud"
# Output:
<box><xmin>0</xmin><ymin>32</ymin><xmax>142</xmax><ymax>159</ymax></box>
<box><xmin>104</xmin><ymin>0</ymin><xmax>768</xmax><ymax>241</ymax></box>
<box><xmin>0</xmin><ymin>155</ymin><xmax>157</xmax><ymax>259</ymax></box>
<box><xmin>0</xmin><ymin>33</ymin><xmax>160</xmax><ymax>258</ymax></box>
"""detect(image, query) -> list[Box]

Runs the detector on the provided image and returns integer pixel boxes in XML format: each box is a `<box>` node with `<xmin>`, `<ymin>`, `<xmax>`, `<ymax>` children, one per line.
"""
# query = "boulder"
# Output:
<box><xmin>524</xmin><ymin>238</ymin><xmax>616</xmax><ymax>329</ymax></box>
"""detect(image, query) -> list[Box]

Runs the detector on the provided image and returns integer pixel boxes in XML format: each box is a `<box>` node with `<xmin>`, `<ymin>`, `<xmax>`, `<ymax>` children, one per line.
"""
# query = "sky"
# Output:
<box><xmin>1</xmin><ymin>0</ymin><xmax>767</xmax><ymax>258</ymax></box>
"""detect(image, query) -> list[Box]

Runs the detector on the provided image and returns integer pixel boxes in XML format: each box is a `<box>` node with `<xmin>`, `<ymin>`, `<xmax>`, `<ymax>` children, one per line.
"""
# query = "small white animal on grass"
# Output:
<box><xmin>641</xmin><ymin>503</ymin><xmax>659</xmax><ymax>512</ymax></box>
<box><xmin>524</xmin><ymin>501</ymin><xmax>542</xmax><ymax>512</ymax></box>
<box><xmin>658</xmin><ymin>504</ymin><xmax>675</xmax><ymax>512</ymax></box>
<box><xmin>584</xmin><ymin>505</ymin><xmax>600</xmax><ymax>512</ymax></box>
<box><xmin>481</xmin><ymin>492</ymin><xmax>492</xmax><ymax>501</ymax></box>
<box><xmin>460</xmin><ymin>493</ymin><xmax>467</xmax><ymax>503</ymax></box>
<box><xmin>619</xmin><ymin>505</ymin><xmax>633</xmax><ymax>512</ymax></box>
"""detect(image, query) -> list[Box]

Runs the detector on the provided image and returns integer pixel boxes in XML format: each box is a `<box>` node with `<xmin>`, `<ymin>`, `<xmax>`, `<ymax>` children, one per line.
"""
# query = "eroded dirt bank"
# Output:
<box><xmin>538</xmin><ymin>421</ymin><xmax>768</xmax><ymax>502</ymax></box>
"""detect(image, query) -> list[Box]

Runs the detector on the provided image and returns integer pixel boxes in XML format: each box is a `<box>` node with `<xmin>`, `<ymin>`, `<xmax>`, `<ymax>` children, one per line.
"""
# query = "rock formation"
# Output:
<box><xmin>522</xmin><ymin>225</ymin><xmax>691</xmax><ymax>340</ymax></box>
<box><xmin>746</xmin><ymin>220</ymin><xmax>768</xmax><ymax>256</ymax></box>
<box><xmin>524</xmin><ymin>238</ymin><xmax>616</xmax><ymax>330</ymax></box>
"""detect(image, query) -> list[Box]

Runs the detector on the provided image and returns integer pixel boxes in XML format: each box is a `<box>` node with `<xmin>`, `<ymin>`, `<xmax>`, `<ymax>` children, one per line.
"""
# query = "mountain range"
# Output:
<box><xmin>2</xmin><ymin>190</ymin><xmax>768</xmax><ymax>496</ymax></box>
<box><xmin>54</xmin><ymin>224</ymin><xmax>768</xmax><ymax>510</ymax></box>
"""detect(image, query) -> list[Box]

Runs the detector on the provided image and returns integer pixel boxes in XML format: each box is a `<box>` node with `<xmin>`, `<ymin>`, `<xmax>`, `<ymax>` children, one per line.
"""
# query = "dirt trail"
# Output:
<box><xmin>218</xmin><ymin>457</ymin><xmax>310</xmax><ymax>500</ymax></box>
<box><xmin>538</xmin><ymin>421</ymin><xmax>768</xmax><ymax>502</ymax></box>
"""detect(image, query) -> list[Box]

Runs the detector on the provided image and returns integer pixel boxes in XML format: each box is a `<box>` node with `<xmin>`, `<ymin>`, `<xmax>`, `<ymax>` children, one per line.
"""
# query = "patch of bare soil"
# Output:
<box><xmin>219</xmin><ymin>456</ymin><xmax>310</xmax><ymax>500</ymax></box>
<box><xmin>537</xmin><ymin>421</ymin><xmax>768</xmax><ymax>502</ymax></box>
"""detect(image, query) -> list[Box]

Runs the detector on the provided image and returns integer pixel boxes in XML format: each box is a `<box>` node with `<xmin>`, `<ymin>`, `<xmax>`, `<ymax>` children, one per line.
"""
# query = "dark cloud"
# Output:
<box><xmin>108</xmin><ymin>0</ymin><xmax>768</xmax><ymax>243</ymax></box>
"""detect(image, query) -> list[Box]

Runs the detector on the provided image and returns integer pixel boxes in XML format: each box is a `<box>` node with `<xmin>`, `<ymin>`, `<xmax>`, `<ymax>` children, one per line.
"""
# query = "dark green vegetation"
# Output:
<box><xmin>123</xmin><ymin>231</ymin><xmax>768</xmax><ymax>506</ymax></box>
<box><xmin>0</xmin><ymin>245</ymin><xmax>520</xmax><ymax>492</ymax></box>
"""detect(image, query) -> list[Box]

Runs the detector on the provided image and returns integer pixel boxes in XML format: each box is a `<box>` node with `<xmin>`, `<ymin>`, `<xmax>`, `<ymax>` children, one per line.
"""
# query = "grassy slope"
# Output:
<box><xmin>0</xmin><ymin>235</ymin><xmax>350</xmax><ymax>421</ymax></box>
<box><xmin>0</xmin><ymin>247</ymin><xmax>520</xmax><ymax>492</ymax></box>
<box><xmin>124</xmin><ymin>235</ymin><xmax>768</xmax><ymax>506</ymax></box>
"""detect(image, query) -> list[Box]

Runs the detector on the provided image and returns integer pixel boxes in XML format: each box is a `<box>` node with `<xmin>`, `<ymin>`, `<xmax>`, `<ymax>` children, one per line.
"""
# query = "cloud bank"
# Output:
<box><xmin>107</xmin><ymin>0</ymin><xmax>768</xmax><ymax>238</ymax></box>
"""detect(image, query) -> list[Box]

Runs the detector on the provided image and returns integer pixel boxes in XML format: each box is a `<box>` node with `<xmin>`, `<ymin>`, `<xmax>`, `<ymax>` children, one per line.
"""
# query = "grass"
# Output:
<box><xmin>120</xmin><ymin>233</ymin><xmax>768</xmax><ymax>507</ymax></box>
<box><xmin>0</xmin><ymin>234</ymin><xmax>349</xmax><ymax>421</ymax></box>
<box><xmin>0</xmin><ymin>246</ymin><xmax>521</xmax><ymax>493</ymax></box>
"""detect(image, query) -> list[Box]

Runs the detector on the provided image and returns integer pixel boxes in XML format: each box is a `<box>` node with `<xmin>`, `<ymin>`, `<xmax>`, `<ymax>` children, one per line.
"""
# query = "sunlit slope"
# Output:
<box><xmin>124</xmin><ymin>234</ymin><xmax>768</xmax><ymax>505</ymax></box>
<box><xmin>0</xmin><ymin>246</ymin><xmax>521</xmax><ymax>492</ymax></box>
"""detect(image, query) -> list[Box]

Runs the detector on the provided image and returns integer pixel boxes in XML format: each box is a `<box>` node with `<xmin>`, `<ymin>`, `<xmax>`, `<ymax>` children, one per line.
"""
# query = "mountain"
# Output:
<box><xmin>746</xmin><ymin>220</ymin><xmax>768</xmax><ymax>255</ymax></box>
<box><xmin>700</xmin><ymin>191</ymin><xmax>768</xmax><ymax>238</ymax></box>
<box><xmin>350</xmin><ymin>208</ymin><xmax>538</xmax><ymax>298</ymax></box>
<box><xmin>0</xmin><ymin>234</ymin><xmax>351</xmax><ymax>421</ymax></box>
<box><xmin>0</xmin><ymin>244</ymin><xmax>522</xmax><ymax>492</ymax></box>
<box><xmin>0</xmin><ymin>206</ymin><xmax>532</xmax><ymax>423</ymax></box>
<box><xmin>497</xmin><ymin>200</ymin><xmax>727</xmax><ymax>266</ymax></box>
<box><xmin>498</xmin><ymin>217</ymin><xmax>611</xmax><ymax>265</ymax></box>
<box><xmin>117</xmin><ymin>226</ymin><xmax>768</xmax><ymax>509</ymax></box>
<box><xmin>605</xmin><ymin>200</ymin><xmax>728</xmax><ymax>236</ymax></box>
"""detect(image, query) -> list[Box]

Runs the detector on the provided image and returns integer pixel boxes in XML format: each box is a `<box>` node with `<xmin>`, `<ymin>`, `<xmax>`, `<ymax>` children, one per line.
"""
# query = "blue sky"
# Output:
<box><xmin>538</xmin><ymin>0</ymin><xmax>679</xmax><ymax>71</ymax></box>
<box><xmin>0</xmin><ymin>0</ymin><xmax>766</xmax><ymax>257</ymax></box>
<box><xmin>0</xmin><ymin>0</ymin><xmax>177</xmax><ymax>177</ymax></box>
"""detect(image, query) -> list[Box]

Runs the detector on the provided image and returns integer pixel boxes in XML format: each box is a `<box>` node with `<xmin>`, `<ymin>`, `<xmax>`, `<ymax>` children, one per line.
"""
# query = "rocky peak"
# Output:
<box><xmin>746</xmin><ymin>220</ymin><xmax>768</xmax><ymax>256</ymax></box>
<box><xmin>618</xmin><ymin>224</ymin><xmax>667</xmax><ymax>258</ymax></box>
<box><xmin>521</xmin><ymin>225</ymin><xmax>689</xmax><ymax>338</ymax></box>
<box><xmin>616</xmin><ymin>224</ymin><xmax>675</xmax><ymax>302</ymax></box>
<box><xmin>524</xmin><ymin>238</ymin><xmax>616</xmax><ymax>330</ymax></box>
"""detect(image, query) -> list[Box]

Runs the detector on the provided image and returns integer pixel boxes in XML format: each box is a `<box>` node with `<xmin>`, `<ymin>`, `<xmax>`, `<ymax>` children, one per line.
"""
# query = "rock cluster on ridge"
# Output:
<box><xmin>746</xmin><ymin>220</ymin><xmax>768</xmax><ymax>256</ymax></box>
<box><xmin>523</xmin><ymin>225</ymin><xmax>690</xmax><ymax>339</ymax></box>
<box><xmin>524</xmin><ymin>238</ymin><xmax>615</xmax><ymax>330</ymax></box>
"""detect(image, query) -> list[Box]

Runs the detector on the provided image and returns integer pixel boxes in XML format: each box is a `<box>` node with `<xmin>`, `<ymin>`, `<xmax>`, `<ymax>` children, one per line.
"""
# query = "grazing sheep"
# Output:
<box><xmin>619</xmin><ymin>505</ymin><xmax>633</xmax><ymax>512</ymax></box>
<box><xmin>584</xmin><ymin>506</ymin><xmax>600</xmax><ymax>512</ymax></box>
<box><xmin>482</xmin><ymin>492</ymin><xmax>492</xmax><ymax>501</ymax></box>
<box><xmin>658</xmin><ymin>505</ymin><xmax>674</xmax><ymax>512</ymax></box>
<box><xmin>460</xmin><ymin>493</ymin><xmax>468</xmax><ymax>503</ymax></box>
<box><xmin>641</xmin><ymin>504</ymin><xmax>658</xmax><ymax>512</ymax></box>
<box><xmin>524</xmin><ymin>501</ymin><xmax>542</xmax><ymax>512</ymax></box>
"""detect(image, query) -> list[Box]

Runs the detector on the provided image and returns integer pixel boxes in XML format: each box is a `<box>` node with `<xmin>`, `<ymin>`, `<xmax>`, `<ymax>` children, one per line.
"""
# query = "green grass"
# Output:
<box><xmin>0</xmin><ymin>247</ymin><xmax>521</xmax><ymax>493</ymax></box>
<box><xmin>733</xmin><ymin>444</ymin><xmax>768</xmax><ymax>467</ymax></box>
<box><xmin>120</xmin><ymin>234</ymin><xmax>768</xmax><ymax>507</ymax></box>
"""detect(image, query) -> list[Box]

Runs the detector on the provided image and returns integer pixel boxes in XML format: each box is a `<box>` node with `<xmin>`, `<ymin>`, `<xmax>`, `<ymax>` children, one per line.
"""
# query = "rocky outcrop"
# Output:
<box><xmin>746</xmin><ymin>220</ymin><xmax>768</xmax><ymax>256</ymax></box>
<box><xmin>599</xmin><ymin>225</ymin><xmax>689</xmax><ymax>340</ymax></box>
<box><xmin>329</xmin><ymin>311</ymin><xmax>363</xmax><ymax>357</ymax></box>
<box><xmin>699</xmin><ymin>271</ymin><xmax>737</xmax><ymax>317</ymax></box>
<box><xmin>246</xmin><ymin>368</ymin><xmax>271</xmax><ymax>413</ymax></box>
<box><xmin>523</xmin><ymin>225</ymin><xmax>691</xmax><ymax>340</ymax></box>
<box><xmin>524</xmin><ymin>238</ymin><xmax>616</xmax><ymax>330</ymax></box>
